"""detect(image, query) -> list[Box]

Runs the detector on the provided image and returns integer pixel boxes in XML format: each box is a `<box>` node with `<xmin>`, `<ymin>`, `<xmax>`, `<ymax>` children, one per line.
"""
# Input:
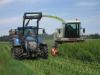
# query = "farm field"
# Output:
<box><xmin>0</xmin><ymin>39</ymin><xmax>100</xmax><ymax>75</ymax></box>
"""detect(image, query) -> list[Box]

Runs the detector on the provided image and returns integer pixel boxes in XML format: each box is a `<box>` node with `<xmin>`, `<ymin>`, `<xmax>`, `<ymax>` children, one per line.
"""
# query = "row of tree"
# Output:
<box><xmin>0</xmin><ymin>35</ymin><xmax>10</xmax><ymax>42</ymax></box>
<box><xmin>0</xmin><ymin>33</ymin><xmax>100</xmax><ymax>42</ymax></box>
<box><xmin>86</xmin><ymin>33</ymin><xmax>100</xmax><ymax>39</ymax></box>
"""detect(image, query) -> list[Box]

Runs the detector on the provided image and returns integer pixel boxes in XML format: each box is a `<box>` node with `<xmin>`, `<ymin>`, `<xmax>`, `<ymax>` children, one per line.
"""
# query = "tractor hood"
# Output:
<box><xmin>25</xmin><ymin>35</ymin><xmax>43</xmax><ymax>50</ymax></box>
<box><xmin>25</xmin><ymin>35</ymin><xmax>43</xmax><ymax>44</ymax></box>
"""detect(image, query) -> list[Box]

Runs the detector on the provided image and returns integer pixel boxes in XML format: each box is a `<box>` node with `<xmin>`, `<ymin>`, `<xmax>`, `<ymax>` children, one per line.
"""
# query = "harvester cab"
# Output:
<box><xmin>10</xmin><ymin>12</ymin><xmax>48</xmax><ymax>59</ymax></box>
<box><xmin>54</xmin><ymin>19</ymin><xmax>85</xmax><ymax>44</ymax></box>
<box><xmin>64</xmin><ymin>20</ymin><xmax>81</xmax><ymax>38</ymax></box>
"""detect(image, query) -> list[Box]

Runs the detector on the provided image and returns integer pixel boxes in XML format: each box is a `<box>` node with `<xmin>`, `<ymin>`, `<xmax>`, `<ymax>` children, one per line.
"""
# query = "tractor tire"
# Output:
<box><xmin>11</xmin><ymin>47</ymin><xmax>24</xmax><ymax>60</ymax></box>
<box><xmin>40</xmin><ymin>45</ymin><xmax>48</xmax><ymax>59</ymax></box>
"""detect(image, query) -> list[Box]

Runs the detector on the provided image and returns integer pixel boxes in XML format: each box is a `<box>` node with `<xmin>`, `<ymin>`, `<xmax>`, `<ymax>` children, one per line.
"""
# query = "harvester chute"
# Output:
<box><xmin>43</xmin><ymin>15</ymin><xmax>65</xmax><ymax>23</ymax></box>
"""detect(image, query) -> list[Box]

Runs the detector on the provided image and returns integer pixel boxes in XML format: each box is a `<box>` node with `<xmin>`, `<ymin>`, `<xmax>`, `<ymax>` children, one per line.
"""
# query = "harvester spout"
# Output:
<box><xmin>43</xmin><ymin>15</ymin><xmax>65</xmax><ymax>23</ymax></box>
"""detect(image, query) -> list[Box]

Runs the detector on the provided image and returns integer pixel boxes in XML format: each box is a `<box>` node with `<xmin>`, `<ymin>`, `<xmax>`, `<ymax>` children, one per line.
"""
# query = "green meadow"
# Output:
<box><xmin>0</xmin><ymin>39</ymin><xmax>100</xmax><ymax>75</ymax></box>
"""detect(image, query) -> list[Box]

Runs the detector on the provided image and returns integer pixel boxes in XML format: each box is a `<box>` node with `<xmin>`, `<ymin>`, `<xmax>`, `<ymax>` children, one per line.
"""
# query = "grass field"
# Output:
<box><xmin>0</xmin><ymin>39</ymin><xmax>100</xmax><ymax>75</ymax></box>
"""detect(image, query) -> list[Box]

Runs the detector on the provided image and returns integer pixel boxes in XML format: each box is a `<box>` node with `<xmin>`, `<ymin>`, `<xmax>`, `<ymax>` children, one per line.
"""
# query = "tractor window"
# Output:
<box><xmin>18</xmin><ymin>28</ymin><xmax>44</xmax><ymax>36</ymax></box>
<box><xmin>18</xmin><ymin>29</ymin><xmax>23</xmax><ymax>35</ymax></box>
<box><xmin>24</xmin><ymin>29</ymin><xmax>37</xmax><ymax>36</ymax></box>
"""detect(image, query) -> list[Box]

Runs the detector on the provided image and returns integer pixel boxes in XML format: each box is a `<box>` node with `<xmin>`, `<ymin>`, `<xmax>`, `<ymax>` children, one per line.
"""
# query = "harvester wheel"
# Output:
<box><xmin>11</xmin><ymin>47</ymin><xmax>24</xmax><ymax>60</ymax></box>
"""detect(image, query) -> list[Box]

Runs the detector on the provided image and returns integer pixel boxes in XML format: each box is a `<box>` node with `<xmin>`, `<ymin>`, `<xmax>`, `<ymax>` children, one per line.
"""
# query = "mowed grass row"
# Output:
<box><xmin>0</xmin><ymin>42</ymin><xmax>34</xmax><ymax>75</ymax></box>
<box><xmin>0</xmin><ymin>39</ymin><xmax>100</xmax><ymax>75</ymax></box>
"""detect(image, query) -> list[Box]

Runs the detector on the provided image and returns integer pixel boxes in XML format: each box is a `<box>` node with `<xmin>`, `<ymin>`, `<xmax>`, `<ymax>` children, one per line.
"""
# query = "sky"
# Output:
<box><xmin>0</xmin><ymin>0</ymin><xmax>100</xmax><ymax>36</ymax></box>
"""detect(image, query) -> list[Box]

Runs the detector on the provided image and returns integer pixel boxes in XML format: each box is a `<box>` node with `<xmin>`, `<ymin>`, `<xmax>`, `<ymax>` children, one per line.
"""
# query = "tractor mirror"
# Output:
<box><xmin>43</xmin><ymin>29</ymin><xmax>46</xmax><ymax>34</ymax></box>
<box><xmin>83</xmin><ymin>28</ymin><xmax>85</xmax><ymax>33</ymax></box>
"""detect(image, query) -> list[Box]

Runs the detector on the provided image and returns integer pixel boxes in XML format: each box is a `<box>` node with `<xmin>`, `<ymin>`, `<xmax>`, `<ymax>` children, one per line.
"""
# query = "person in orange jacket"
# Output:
<box><xmin>51</xmin><ymin>46</ymin><xmax>58</xmax><ymax>56</ymax></box>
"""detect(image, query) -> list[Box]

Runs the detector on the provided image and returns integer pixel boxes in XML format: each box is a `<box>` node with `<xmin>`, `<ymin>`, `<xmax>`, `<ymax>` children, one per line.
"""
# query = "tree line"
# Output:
<box><xmin>0</xmin><ymin>33</ymin><xmax>100</xmax><ymax>42</ymax></box>
<box><xmin>0</xmin><ymin>35</ymin><xmax>10</xmax><ymax>42</ymax></box>
<box><xmin>86</xmin><ymin>33</ymin><xmax>100</xmax><ymax>39</ymax></box>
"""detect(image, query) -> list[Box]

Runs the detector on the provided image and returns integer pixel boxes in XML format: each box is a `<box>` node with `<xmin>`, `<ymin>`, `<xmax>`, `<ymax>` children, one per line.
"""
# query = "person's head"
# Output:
<box><xmin>27</xmin><ymin>30</ymin><xmax>31</xmax><ymax>35</ymax></box>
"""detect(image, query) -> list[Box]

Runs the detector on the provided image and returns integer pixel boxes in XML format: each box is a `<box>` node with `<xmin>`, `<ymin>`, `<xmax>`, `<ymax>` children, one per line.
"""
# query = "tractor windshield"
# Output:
<box><xmin>18</xmin><ymin>27</ymin><xmax>39</xmax><ymax>36</ymax></box>
<box><xmin>65</xmin><ymin>23</ymin><xmax>80</xmax><ymax>38</ymax></box>
<box><xmin>25</xmin><ymin>29</ymin><xmax>37</xmax><ymax>36</ymax></box>
<box><xmin>18</xmin><ymin>27</ymin><xmax>44</xmax><ymax>44</ymax></box>
<box><xmin>25</xmin><ymin>28</ymin><xmax>44</xmax><ymax>44</ymax></box>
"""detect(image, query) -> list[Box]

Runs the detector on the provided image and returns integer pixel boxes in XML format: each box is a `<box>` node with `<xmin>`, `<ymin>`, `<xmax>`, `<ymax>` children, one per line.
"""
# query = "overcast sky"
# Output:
<box><xmin>0</xmin><ymin>0</ymin><xmax>100</xmax><ymax>36</ymax></box>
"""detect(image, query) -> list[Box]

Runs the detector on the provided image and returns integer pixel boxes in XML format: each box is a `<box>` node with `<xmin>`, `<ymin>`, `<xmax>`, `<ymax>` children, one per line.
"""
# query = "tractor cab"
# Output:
<box><xmin>18</xmin><ymin>26</ymin><xmax>37</xmax><ymax>36</ymax></box>
<box><xmin>18</xmin><ymin>26</ymin><xmax>44</xmax><ymax>44</ymax></box>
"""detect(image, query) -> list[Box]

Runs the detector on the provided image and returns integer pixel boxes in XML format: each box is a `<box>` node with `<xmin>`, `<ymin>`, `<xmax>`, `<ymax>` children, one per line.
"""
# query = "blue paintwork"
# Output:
<box><xmin>13</xmin><ymin>38</ymin><xmax>21</xmax><ymax>46</ymax></box>
<box><xmin>25</xmin><ymin>35</ymin><xmax>43</xmax><ymax>44</ymax></box>
<box><xmin>15</xmin><ymin>26</ymin><xmax>44</xmax><ymax>49</ymax></box>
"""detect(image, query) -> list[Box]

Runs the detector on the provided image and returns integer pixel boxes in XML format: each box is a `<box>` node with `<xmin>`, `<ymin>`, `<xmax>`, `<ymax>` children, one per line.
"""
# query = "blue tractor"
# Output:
<box><xmin>9</xmin><ymin>12</ymin><xmax>48</xmax><ymax>59</ymax></box>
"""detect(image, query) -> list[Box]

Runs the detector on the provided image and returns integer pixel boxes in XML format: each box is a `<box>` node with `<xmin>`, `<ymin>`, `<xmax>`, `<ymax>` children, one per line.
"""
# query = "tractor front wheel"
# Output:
<box><xmin>40</xmin><ymin>45</ymin><xmax>48</xmax><ymax>59</ymax></box>
<box><xmin>11</xmin><ymin>47</ymin><xmax>24</xmax><ymax>60</ymax></box>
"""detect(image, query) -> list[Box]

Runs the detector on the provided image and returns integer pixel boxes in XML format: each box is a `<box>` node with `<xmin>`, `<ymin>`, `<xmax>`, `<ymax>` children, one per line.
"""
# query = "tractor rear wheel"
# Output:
<box><xmin>11</xmin><ymin>47</ymin><xmax>24</xmax><ymax>60</ymax></box>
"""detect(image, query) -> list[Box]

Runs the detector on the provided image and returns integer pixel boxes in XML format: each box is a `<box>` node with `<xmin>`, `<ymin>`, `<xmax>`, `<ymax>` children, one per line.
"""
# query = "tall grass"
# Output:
<box><xmin>59</xmin><ymin>39</ymin><xmax>100</xmax><ymax>62</ymax></box>
<box><xmin>0</xmin><ymin>39</ymin><xmax>100</xmax><ymax>75</ymax></box>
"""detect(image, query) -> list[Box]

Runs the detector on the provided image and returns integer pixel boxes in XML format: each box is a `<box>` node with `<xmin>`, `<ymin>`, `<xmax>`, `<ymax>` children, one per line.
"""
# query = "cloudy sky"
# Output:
<box><xmin>0</xmin><ymin>0</ymin><xmax>100</xmax><ymax>35</ymax></box>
